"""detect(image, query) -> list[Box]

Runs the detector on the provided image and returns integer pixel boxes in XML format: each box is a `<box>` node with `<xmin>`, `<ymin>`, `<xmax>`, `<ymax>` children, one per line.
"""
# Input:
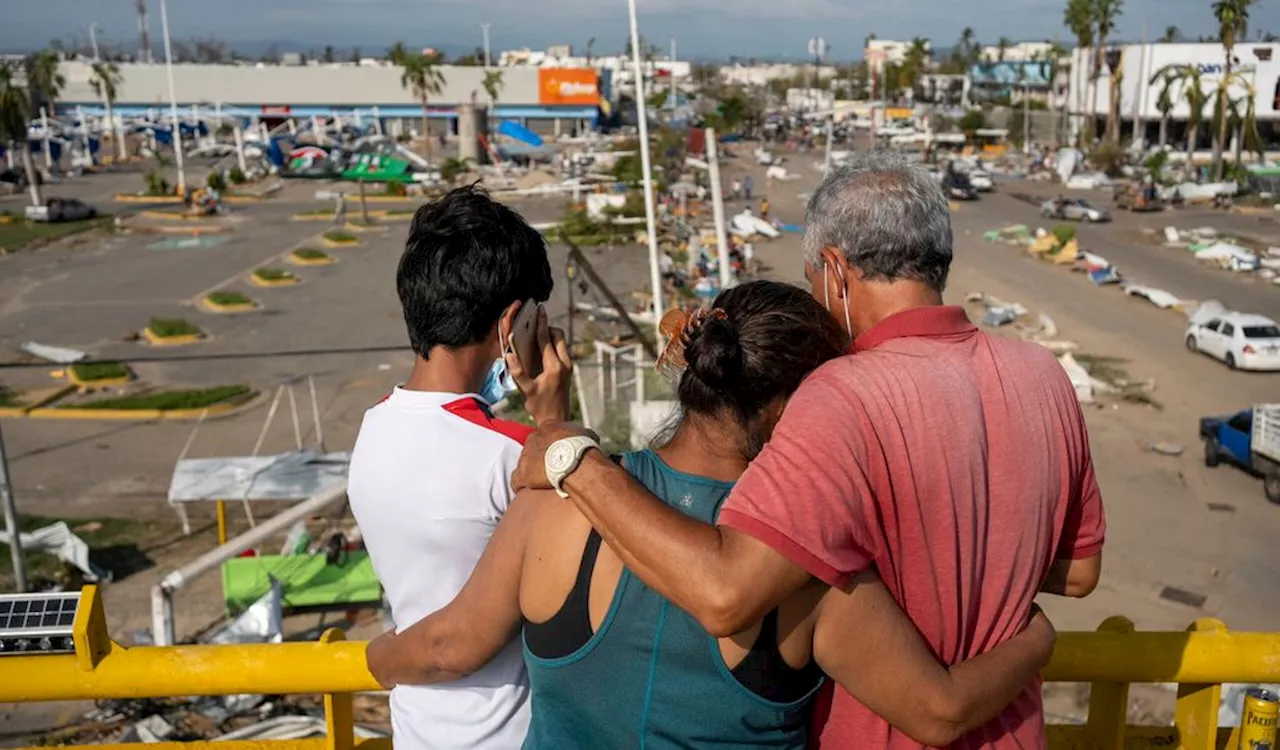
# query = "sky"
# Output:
<box><xmin>0</xmin><ymin>0</ymin><xmax>1258</xmax><ymax>59</ymax></box>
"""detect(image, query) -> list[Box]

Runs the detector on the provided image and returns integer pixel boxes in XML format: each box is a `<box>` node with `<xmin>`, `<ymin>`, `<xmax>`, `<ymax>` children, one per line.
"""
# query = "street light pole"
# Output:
<box><xmin>89</xmin><ymin>22</ymin><xmax>101</xmax><ymax>61</ymax></box>
<box><xmin>627</xmin><ymin>0</ymin><xmax>664</xmax><ymax>343</ymax></box>
<box><xmin>159</xmin><ymin>0</ymin><xmax>186</xmax><ymax>195</ymax></box>
<box><xmin>0</xmin><ymin>423</ymin><xmax>28</xmax><ymax>593</ymax></box>
<box><xmin>480</xmin><ymin>23</ymin><xmax>492</xmax><ymax>69</ymax></box>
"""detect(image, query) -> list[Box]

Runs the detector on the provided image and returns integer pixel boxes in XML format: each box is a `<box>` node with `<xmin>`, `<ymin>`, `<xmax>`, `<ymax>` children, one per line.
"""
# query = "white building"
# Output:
<box><xmin>1065</xmin><ymin>41</ymin><xmax>1280</xmax><ymax>145</ymax></box>
<box><xmin>865</xmin><ymin>39</ymin><xmax>931</xmax><ymax>74</ymax></box>
<box><xmin>980</xmin><ymin>41</ymin><xmax>1055</xmax><ymax>62</ymax></box>
<box><xmin>720</xmin><ymin>63</ymin><xmax>835</xmax><ymax>87</ymax></box>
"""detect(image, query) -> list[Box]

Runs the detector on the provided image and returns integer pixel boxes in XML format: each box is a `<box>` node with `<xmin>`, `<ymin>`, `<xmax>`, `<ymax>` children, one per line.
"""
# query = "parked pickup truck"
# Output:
<box><xmin>1200</xmin><ymin>403</ymin><xmax>1280</xmax><ymax>504</ymax></box>
<box><xmin>25</xmin><ymin>198</ymin><xmax>98</xmax><ymax>223</ymax></box>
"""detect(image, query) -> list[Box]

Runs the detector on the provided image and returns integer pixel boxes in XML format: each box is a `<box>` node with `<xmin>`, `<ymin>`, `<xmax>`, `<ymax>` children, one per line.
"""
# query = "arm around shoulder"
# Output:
<box><xmin>364</xmin><ymin>488</ymin><xmax>551</xmax><ymax>687</ymax></box>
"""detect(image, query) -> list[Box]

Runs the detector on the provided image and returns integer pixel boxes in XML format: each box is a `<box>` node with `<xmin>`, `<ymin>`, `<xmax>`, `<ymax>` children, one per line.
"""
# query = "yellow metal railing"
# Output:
<box><xmin>2</xmin><ymin>587</ymin><xmax>1278</xmax><ymax>750</ymax></box>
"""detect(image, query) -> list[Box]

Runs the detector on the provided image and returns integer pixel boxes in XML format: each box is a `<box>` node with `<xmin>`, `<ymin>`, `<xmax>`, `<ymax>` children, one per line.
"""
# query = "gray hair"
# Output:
<box><xmin>802</xmin><ymin>150</ymin><xmax>953</xmax><ymax>291</ymax></box>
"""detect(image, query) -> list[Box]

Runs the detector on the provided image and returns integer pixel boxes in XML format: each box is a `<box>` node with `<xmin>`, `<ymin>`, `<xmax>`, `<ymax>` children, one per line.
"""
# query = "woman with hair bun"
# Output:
<box><xmin>368</xmin><ymin>281</ymin><xmax>1055</xmax><ymax>749</ymax></box>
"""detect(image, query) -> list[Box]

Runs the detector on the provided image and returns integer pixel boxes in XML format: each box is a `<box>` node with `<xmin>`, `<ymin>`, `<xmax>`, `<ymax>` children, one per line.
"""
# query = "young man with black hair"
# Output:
<box><xmin>349</xmin><ymin>186</ymin><xmax>571</xmax><ymax>750</ymax></box>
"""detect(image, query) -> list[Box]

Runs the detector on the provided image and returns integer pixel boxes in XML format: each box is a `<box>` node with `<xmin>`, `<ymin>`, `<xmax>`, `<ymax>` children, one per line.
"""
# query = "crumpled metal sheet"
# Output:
<box><xmin>0</xmin><ymin>521</ymin><xmax>108</xmax><ymax>581</ymax></box>
<box><xmin>168</xmin><ymin>450</ymin><xmax>350</xmax><ymax>503</ymax></box>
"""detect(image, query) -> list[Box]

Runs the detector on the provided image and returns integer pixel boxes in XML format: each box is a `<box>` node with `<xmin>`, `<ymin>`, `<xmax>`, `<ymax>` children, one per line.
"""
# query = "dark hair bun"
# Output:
<box><xmin>684</xmin><ymin>315</ymin><xmax>743</xmax><ymax>390</ymax></box>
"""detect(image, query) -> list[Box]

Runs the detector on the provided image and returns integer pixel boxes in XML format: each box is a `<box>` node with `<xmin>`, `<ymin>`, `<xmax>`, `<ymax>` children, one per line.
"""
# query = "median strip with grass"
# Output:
<box><xmin>60</xmin><ymin>385</ymin><xmax>253</xmax><ymax>411</ymax></box>
<box><xmin>202</xmin><ymin>290</ymin><xmax>258</xmax><ymax>313</ymax></box>
<box><xmin>289</xmin><ymin>247</ymin><xmax>335</xmax><ymax>266</ymax></box>
<box><xmin>144</xmin><ymin>317</ymin><xmax>205</xmax><ymax>346</ymax></box>
<box><xmin>250</xmin><ymin>267</ymin><xmax>300</xmax><ymax>287</ymax></box>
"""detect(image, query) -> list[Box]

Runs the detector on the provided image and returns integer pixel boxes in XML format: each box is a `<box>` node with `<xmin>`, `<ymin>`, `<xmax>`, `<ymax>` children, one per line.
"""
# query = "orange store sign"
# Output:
<box><xmin>539</xmin><ymin>69</ymin><xmax>600</xmax><ymax>106</ymax></box>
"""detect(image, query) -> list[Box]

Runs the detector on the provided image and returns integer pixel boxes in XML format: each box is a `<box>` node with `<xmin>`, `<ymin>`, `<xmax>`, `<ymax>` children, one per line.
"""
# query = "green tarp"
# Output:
<box><xmin>340</xmin><ymin>154</ymin><xmax>415</xmax><ymax>183</ymax></box>
<box><xmin>221</xmin><ymin>552</ymin><xmax>381</xmax><ymax>612</ymax></box>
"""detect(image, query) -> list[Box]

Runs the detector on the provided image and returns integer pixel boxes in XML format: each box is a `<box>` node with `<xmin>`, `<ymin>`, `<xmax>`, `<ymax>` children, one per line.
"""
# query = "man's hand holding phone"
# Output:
<box><xmin>506</xmin><ymin>304</ymin><xmax>573</xmax><ymax>426</ymax></box>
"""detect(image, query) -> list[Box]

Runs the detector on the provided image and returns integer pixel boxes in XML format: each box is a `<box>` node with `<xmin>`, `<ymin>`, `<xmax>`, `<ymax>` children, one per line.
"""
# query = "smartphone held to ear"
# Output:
<box><xmin>508</xmin><ymin>300</ymin><xmax>543</xmax><ymax>380</ymax></box>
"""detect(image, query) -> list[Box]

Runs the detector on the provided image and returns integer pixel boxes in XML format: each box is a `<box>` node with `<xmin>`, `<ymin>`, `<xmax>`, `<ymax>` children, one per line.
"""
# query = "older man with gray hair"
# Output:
<box><xmin>515</xmin><ymin>151</ymin><xmax>1106</xmax><ymax>748</ymax></box>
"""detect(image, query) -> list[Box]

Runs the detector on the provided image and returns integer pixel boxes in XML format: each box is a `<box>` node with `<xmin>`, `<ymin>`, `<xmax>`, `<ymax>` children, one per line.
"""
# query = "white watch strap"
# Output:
<box><xmin>548</xmin><ymin>436</ymin><xmax>599</xmax><ymax>498</ymax></box>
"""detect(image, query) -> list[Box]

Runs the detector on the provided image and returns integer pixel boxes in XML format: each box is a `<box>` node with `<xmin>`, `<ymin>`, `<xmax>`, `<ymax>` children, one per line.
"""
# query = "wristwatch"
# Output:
<box><xmin>545</xmin><ymin>435</ymin><xmax>601</xmax><ymax>499</ymax></box>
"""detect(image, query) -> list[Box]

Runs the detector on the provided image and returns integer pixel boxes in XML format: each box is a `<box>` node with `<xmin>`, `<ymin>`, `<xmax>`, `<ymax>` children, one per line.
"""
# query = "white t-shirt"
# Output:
<box><xmin>349</xmin><ymin>388</ymin><xmax>532</xmax><ymax>750</ymax></box>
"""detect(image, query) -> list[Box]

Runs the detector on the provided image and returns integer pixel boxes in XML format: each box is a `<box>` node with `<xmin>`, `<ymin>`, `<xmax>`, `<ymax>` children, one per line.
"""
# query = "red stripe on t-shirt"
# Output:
<box><xmin>443</xmin><ymin>397</ymin><xmax>534</xmax><ymax>446</ymax></box>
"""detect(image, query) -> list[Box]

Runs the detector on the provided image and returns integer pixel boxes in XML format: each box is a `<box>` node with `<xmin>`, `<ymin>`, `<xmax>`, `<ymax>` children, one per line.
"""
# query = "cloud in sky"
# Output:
<box><xmin>1</xmin><ymin>0</ymin><xmax>1232</xmax><ymax>58</ymax></box>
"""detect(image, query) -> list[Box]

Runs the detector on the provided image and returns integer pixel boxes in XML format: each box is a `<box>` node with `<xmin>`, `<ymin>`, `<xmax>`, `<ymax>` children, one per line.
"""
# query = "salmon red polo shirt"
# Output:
<box><xmin>717</xmin><ymin>305</ymin><xmax>1105</xmax><ymax>749</ymax></box>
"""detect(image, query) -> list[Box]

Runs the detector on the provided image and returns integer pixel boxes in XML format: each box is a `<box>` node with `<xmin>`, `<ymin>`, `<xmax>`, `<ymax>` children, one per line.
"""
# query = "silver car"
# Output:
<box><xmin>1040</xmin><ymin>198</ymin><xmax>1111</xmax><ymax>223</ymax></box>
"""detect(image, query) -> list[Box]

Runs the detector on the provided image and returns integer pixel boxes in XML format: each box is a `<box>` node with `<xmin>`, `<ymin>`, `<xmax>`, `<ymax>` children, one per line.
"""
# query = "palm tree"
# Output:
<box><xmin>899</xmin><ymin>38</ymin><xmax>930</xmax><ymax>100</ymax></box>
<box><xmin>1211</xmin><ymin>0</ymin><xmax>1254</xmax><ymax>179</ymax></box>
<box><xmin>387</xmin><ymin>41</ymin><xmax>409</xmax><ymax>66</ymax></box>
<box><xmin>1063</xmin><ymin>0</ymin><xmax>1095</xmax><ymax>144</ymax></box>
<box><xmin>1151</xmin><ymin>66</ymin><xmax>1178</xmax><ymax>147</ymax></box>
<box><xmin>25</xmin><ymin>49</ymin><xmax>65</xmax><ymax>117</ymax></box>
<box><xmin>89</xmin><ymin>61</ymin><xmax>123</xmax><ymax>162</ymax></box>
<box><xmin>1155</xmin><ymin>64</ymin><xmax>1210</xmax><ymax>176</ymax></box>
<box><xmin>400</xmin><ymin>53</ymin><xmax>446</xmax><ymax>161</ymax></box>
<box><xmin>1092</xmin><ymin>0</ymin><xmax>1124</xmax><ymax>143</ymax></box>
<box><xmin>996</xmin><ymin>37</ymin><xmax>1012</xmax><ymax>62</ymax></box>
<box><xmin>482</xmin><ymin>69</ymin><xmax>504</xmax><ymax>143</ymax></box>
<box><xmin>1161</xmin><ymin>26</ymin><xmax>1181</xmax><ymax>43</ymax></box>
<box><xmin>1228</xmin><ymin>79</ymin><xmax>1264</xmax><ymax>167</ymax></box>
<box><xmin>0</xmin><ymin>64</ymin><xmax>42</xmax><ymax>206</ymax></box>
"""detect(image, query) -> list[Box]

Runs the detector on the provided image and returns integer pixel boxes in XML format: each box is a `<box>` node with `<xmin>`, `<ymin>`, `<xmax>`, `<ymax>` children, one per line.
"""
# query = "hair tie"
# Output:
<box><xmin>656</xmin><ymin>306</ymin><xmax>727</xmax><ymax>372</ymax></box>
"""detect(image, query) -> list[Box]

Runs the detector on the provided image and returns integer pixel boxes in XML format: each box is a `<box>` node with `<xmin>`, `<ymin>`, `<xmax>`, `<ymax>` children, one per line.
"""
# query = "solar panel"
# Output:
<box><xmin>0</xmin><ymin>591</ymin><xmax>80</xmax><ymax>655</ymax></box>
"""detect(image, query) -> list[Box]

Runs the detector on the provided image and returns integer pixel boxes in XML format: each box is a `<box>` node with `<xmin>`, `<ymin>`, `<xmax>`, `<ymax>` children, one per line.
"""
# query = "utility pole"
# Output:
<box><xmin>136</xmin><ymin>0</ymin><xmax>152</xmax><ymax>63</ymax></box>
<box><xmin>159</xmin><ymin>0</ymin><xmax>186</xmax><ymax>195</ymax></box>
<box><xmin>670</xmin><ymin>38</ymin><xmax>677</xmax><ymax>105</ymax></box>
<box><xmin>627</xmin><ymin>0</ymin><xmax>664</xmax><ymax>342</ymax></box>
<box><xmin>0</xmin><ymin>424</ymin><xmax>28</xmax><ymax>593</ymax></box>
<box><xmin>480</xmin><ymin>23</ymin><xmax>492</xmax><ymax>68</ymax></box>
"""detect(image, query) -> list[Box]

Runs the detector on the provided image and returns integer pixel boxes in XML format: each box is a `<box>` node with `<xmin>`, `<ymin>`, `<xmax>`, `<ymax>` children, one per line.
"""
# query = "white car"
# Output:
<box><xmin>1185</xmin><ymin>312</ymin><xmax>1280</xmax><ymax>371</ymax></box>
<box><xmin>968</xmin><ymin>170</ymin><xmax>994</xmax><ymax>192</ymax></box>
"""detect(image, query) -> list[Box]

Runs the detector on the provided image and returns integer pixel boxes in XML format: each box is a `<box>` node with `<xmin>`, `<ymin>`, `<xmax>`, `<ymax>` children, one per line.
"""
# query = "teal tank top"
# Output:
<box><xmin>521</xmin><ymin>449</ymin><xmax>822</xmax><ymax>749</ymax></box>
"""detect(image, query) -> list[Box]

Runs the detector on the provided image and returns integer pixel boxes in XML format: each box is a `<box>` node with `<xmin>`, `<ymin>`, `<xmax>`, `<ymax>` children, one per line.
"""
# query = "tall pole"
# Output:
<box><xmin>481</xmin><ymin>23</ymin><xmax>492</xmax><ymax>69</ymax></box>
<box><xmin>670</xmin><ymin>39</ymin><xmax>677</xmax><ymax>104</ymax></box>
<box><xmin>89</xmin><ymin>22</ymin><xmax>101</xmax><ymax>61</ymax></box>
<box><xmin>40</xmin><ymin>108</ymin><xmax>54</xmax><ymax>169</ymax></box>
<box><xmin>159</xmin><ymin>0</ymin><xmax>186</xmax><ymax>195</ymax></box>
<box><xmin>0</xmin><ymin>424</ymin><xmax>28</xmax><ymax>593</ymax></box>
<box><xmin>823</xmin><ymin>119</ymin><xmax>834</xmax><ymax>174</ymax></box>
<box><xmin>706</xmin><ymin>128</ymin><xmax>731</xmax><ymax>290</ymax></box>
<box><xmin>1023</xmin><ymin>80</ymin><xmax>1031</xmax><ymax>152</ymax></box>
<box><xmin>1131</xmin><ymin>24</ymin><xmax>1148</xmax><ymax>150</ymax></box>
<box><xmin>627</xmin><ymin>0</ymin><xmax>664</xmax><ymax>341</ymax></box>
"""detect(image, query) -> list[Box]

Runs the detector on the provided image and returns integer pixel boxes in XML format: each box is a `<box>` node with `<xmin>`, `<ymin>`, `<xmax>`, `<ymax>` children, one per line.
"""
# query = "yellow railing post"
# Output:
<box><xmin>1175</xmin><ymin>618</ymin><xmax>1228</xmax><ymax>750</ymax></box>
<box><xmin>1084</xmin><ymin>616</ymin><xmax>1135</xmax><ymax>750</ymax></box>
<box><xmin>320</xmin><ymin>628</ymin><xmax>354</xmax><ymax>750</ymax></box>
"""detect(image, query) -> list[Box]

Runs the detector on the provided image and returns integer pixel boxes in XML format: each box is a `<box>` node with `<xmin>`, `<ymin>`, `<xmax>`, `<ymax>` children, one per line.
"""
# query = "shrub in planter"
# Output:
<box><xmin>253</xmin><ymin>267</ymin><xmax>295</xmax><ymax>282</ymax></box>
<box><xmin>147</xmin><ymin>317</ymin><xmax>201</xmax><ymax>338</ymax></box>
<box><xmin>1052</xmin><ymin>224</ymin><xmax>1077</xmax><ymax>246</ymax></box>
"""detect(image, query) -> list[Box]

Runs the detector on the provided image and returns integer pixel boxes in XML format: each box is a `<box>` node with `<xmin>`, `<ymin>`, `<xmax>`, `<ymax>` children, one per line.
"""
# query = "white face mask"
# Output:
<box><xmin>823</xmin><ymin>263</ymin><xmax>852</xmax><ymax>335</ymax></box>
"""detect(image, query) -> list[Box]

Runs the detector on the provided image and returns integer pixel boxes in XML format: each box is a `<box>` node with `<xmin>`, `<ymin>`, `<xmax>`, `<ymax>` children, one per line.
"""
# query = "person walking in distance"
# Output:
<box><xmin>513</xmin><ymin>150</ymin><xmax>1105</xmax><ymax>748</ymax></box>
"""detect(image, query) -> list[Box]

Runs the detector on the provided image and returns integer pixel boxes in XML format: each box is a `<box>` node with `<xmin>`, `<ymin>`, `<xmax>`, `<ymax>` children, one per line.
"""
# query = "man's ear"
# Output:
<box><xmin>497</xmin><ymin>300</ymin><xmax>523</xmax><ymax>343</ymax></box>
<box><xmin>819</xmin><ymin>247</ymin><xmax>851</xmax><ymax>300</ymax></box>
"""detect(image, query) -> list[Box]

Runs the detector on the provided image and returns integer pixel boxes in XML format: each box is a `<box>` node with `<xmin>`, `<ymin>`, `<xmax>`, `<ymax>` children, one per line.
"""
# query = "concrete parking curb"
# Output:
<box><xmin>250</xmin><ymin>273</ymin><xmax>302</xmax><ymax>288</ymax></box>
<box><xmin>114</xmin><ymin>194</ymin><xmax>183</xmax><ymax>204</ymax></box>
<box><xmin>288</xmin><ymin>252</ymin><xmax>336</xmax><ymax>267</ymax></box>
<box><xmin>321</xmin><ymin>237</ymin><xmax>361</xmax><ymax>248</ymax></box>
<box><xmin>142</xmin><ymin>327</ymin><xmax>206</xmax><ymax>347</ymax></box>
<box><xmin>200</xmin><ymin>296</ymin><xmax>260</xmax><ymax>314</ymax></box>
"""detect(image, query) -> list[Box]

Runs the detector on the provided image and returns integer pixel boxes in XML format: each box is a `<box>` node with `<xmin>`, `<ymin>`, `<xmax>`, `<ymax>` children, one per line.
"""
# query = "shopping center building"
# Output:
<box><xmin>55</xmin><ymin>62</ymin><xmax>606</xmax><ymax>136</ymax></box>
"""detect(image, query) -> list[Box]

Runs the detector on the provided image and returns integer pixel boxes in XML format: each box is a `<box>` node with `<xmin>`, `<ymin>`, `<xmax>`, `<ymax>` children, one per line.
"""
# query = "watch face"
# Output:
<box><xmin>547</xmin><ymin>442</ymin><xmax>576</xmax><ymax>473</ymax></box>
